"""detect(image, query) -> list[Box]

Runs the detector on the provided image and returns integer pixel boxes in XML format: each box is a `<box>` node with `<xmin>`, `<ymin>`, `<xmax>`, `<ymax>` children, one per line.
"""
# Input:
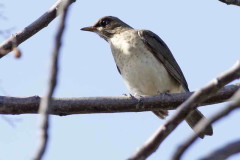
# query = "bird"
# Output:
<box><xmin>81</xmin><ymin>16</ymin><xmax>213</xmax><ymax>138</ymax></box>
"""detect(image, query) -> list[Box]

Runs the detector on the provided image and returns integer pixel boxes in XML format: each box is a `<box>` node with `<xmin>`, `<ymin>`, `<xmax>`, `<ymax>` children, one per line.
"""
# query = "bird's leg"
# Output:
<box><xmin>133</xmin><ymin>94</ymin><xmax>144</xmax><ymax>108</ymax></box>
<box><xmin>123</xmin><ymin>93</ymin><xmax>144</xmax><ymax>107</ymax></box>
<box><xmin>157</xmin><ymin>90</ymin><xmax>171</xmax><ymax>96</ymax></box>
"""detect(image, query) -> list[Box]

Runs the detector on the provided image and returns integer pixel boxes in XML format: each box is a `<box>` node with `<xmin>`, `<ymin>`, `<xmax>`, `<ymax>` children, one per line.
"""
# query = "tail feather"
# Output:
<box><xmin>153</xmin><ymin>110</ymin><xmax>169</xmax><ymax>119</ymax></box>
<box><xmin>186</xmin><ymin>109</ymin><xmax>213</xmax><ymax>138</ymax></box>
<box><xmin>153</xmin><ymin>109</ymin><xmax>213</xmax><ymax>139</ymax></box>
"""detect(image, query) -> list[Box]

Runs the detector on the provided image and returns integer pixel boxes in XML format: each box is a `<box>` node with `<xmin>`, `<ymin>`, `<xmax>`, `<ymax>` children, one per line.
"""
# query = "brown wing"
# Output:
<box><xmin>138</xmin><ymin>30</ymin><xmax>189</xmax><ymax>91</ymax></box>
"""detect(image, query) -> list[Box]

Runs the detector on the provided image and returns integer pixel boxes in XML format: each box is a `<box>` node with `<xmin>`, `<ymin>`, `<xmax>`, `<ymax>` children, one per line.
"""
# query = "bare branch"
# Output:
<box><xmin>219</xmin><ymin>0</ymin><xmax>240</xmax><ymax>6</ymax></box>
<box><xmin>0</xmin><ymin>84</ymin><xmax>239</xmax><ymax>115</ymax></box>
<box><xmin>171</xmin><ymin>88</ymin><xmax>240</xmax><ymax>160</ymax></box>
<box><xmin>33</xmin><ymin>0</ymin><xmax>72</xmax><ymax>160</ymax></box>
<box><xmin>0</xmin><ymin>0</ymin><xmax>76</xmax><ymax>58</ymax></box>
<box><xmin>128</xmin><ymin>61</ymin><xmax>240</xmax><ymax>160</ymax></box>
<box><xmin>200</xmin><ymin>139</ymin><xmax>240</xmax><ymax>160</ymax></box>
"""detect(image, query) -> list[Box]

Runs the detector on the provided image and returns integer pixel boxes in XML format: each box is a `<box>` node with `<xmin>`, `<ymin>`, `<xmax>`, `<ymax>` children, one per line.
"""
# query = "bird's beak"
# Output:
<box><xmin>81</xmin><ymin>26</ymin><xmax>97</xmax><ymax>32</ymax></box>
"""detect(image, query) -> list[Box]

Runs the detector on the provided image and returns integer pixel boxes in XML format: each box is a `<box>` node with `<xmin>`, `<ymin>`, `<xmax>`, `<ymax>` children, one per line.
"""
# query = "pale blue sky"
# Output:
<box><xmin>0</xmin><ymin>0</ymin><xmax>239</xmax><ymax>160</ymax></box>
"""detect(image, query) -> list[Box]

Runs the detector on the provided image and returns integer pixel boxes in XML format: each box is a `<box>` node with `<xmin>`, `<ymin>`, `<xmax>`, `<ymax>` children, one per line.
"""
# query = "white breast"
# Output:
<box><xmin>109</xmin><ymin>30</ymin><xmax>183</xmax><ymax>95</ymax></box>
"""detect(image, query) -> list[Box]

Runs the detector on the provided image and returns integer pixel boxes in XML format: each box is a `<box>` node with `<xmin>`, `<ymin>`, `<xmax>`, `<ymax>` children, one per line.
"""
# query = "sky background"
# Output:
<box><xmin>0</xmin><ymin>0</ymin><xmax>240</xmax><ymax>160</ymax></box>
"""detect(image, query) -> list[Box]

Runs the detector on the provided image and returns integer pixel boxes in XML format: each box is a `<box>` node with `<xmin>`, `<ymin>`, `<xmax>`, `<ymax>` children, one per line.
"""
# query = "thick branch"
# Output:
<box><xmin>0</xmin><ymin>84</ymin><xmax>239</xmax><ymax>115</ymax></box>
<box><xmin>219</xmin><ymin>0</ymin><xmax>240</xmax><ymax>6</ymax></box>
<box><xmin>200</xmin><ymin>139</ymin><xmax>240</xmax><ymax>160</ymax></box>
<box><xmin>171</xmin><ymin>88</ymin><xmax>240</xmax><ymax>160</ymax></box>
<box><xmin>128</xmin><ymin>61</ymin><xmax>240</xmax><ymax>160</ymax></box>
<box><xmin>0</xmin><ymin>0</ymin><xmax>76</xmax><ymax>58</ymax></box>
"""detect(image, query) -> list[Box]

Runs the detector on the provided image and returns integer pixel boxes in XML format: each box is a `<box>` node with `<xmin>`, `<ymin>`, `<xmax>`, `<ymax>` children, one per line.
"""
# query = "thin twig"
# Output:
<box><xmin>219</xmin><ymin>0</ymin><xmax>240</xmax><ymax>6</ymax></box>
<box><xmin>0</xmin><ymin>84</ymin><xmax>239</xmax><ymax>115</ymax></box>
<box><xmin>200</xmin><ymin>139</ymin><xmax>240</xmax><ymax>160</ymax></box>
<box><xmin>171</xmin><ymin>89</ymin><xmax>240</xmax><ymax>160</ymax></box>
<box><xmin>33</xmin><ymin>1</ymin><xmax>72</xmax><ymax>160</ymax></box>
<box><xmin>128</xmin><ymin>61</ymin><xmax>240</xmax><ymax>160</ymax></box>
<box><xmin>0</xmin><ymin>0</ymin><xmax>76</xmax><ymax>58</ymax></box>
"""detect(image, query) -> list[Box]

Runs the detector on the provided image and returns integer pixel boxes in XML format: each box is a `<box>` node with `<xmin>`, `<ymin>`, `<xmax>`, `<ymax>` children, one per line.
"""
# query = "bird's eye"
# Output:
<box><xmin>100</xmin><ymin>18</ymin><xmax>111</xmax><ymax>27</ymax></box>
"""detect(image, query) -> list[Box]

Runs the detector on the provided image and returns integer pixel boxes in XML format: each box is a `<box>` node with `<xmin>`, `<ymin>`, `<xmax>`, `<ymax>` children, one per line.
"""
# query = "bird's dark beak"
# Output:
<box><xmin>81</xmin><ymin>26</ymin><xmax>97</xmax><ymax>32</ymax></box>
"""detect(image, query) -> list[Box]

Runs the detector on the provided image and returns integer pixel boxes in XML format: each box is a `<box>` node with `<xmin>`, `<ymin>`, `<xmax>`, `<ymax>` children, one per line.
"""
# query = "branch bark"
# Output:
<box><xmin>200</xmin><ymin>139</ymin><xmax>240</xmax><ymax>160</ymax></box>
<box><xmin>171</xmin><ymin>88</ymin><xmax>240</xmax><ymax>160</ymax></box>
<box><xmin>0</xmin><ymin>84</ymin><xmax>239</xmax><ymax>115</ymax></box>
<box><xmin>0</xmin><ymin>0</ymin><xmax>76</xmax><ymax>58</ymax></box>
<box><xmin>219</xmin><ymin>0</ymin><xmax>240</xmax><ymax>6</ymax></box>
<box><xmin>33</xmin><ymin>1</ymin><xmax>72</xmax><ymax>160</ymax></box>
<box><xmin>128</xmin><ymin>61</ymin><xmax>240</xmax><ymax>160</ymax></box>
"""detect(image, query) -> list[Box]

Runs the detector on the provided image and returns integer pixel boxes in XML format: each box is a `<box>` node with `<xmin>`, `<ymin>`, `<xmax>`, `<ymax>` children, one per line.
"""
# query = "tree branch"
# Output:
<box><xmin>128</xmin><ymin>61</ymin><xmax>240</xmax><ymax>160</ymax></box>
<box><xmin>0</xmin><ymin>84</ymin><xmax>238</xmax><ymax>115</ymax></box>
<box><xmin>33</xmin><ymin>1</ymin><xmax>72</xmax><ymax>160</ymax></box>
<box><xmin>171</xmin><ymin>88</ymin><xmax>240</xmax><ymax>160</ymax></box>
<box><xmin>0</xmin><ymin>0</ymin><xmax>76</xmax><ymax>58</ymax></box>
<box><xmin>219</xmin><ymin>0</ymin><xmax>240</xmax><ymax>6</ymax></box>
<box><xmin>200</xmin><ymin>139</ymin><xmax>240</xmax><ymax>160</ymax></box>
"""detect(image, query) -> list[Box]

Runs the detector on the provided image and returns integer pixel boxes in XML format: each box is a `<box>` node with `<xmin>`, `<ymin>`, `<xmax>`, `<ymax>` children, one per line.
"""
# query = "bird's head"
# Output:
<box><xmin>81</xmin><ymin>16</ymin><xmax>132</xmax><ymax>41</ymax></box>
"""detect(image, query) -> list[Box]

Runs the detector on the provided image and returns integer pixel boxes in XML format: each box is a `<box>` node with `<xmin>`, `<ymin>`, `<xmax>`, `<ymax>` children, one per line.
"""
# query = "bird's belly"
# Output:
<box><xmin>121</xmin><ymin>52</ymin><xmax>180</xmax><ymax>95</ymax></box>
<box><xmin>110</xmin><ymin>31</ymin><xmax>182</xmax><ymax>95</ymax></box>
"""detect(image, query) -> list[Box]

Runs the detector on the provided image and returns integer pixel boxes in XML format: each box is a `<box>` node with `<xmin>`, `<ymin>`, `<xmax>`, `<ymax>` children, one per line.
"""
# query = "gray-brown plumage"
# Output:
<box><xmin>81</xmin><ymin>16</ymin><xmax>213</xmax><ymax>138</ymax></box>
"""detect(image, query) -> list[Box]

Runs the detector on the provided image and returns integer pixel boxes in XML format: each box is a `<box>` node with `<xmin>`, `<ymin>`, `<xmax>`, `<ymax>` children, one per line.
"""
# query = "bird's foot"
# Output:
<box><xmin>122</xmin><ymin>93</ymin><xmax>135</xmax><ymax>99</ymax></box>
<box><xmin>123</xmin><ymin>93</ymin><xmax>144</xmax><ymax>107</ymax></box>
<box><xmin>157</xmin><ymin>90</ymin><xmax>171</xmax><ymax>96</ymax></box>
<box><xmin>133</xmin><ymin>94</ymin><xmax>144</xmax><ymax>108</ymax></box>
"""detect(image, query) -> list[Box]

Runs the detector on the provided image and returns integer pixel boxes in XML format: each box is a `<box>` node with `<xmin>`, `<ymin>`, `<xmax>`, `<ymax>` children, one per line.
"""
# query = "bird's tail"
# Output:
<box><xmin>153</xmin><ymin>110</ymin><xmax>169</xmax><ymax>119</ymax></box>
<box><xmin>153</xmin><ymin>109</ymin><xmax>213</xmax><ymax>139</ymax></box>
<box><xmin>186</xmin><ymin>109</ymin><xmax>213</xmax><ymax>138</ymax></box>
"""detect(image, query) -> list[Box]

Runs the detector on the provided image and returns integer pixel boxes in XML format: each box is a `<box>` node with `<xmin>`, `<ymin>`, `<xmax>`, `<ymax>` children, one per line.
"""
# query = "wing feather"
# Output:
<box><xmin>138</xmin><ymin>30</ymin><xmax>189</xmax><ymax>91</ymax></box>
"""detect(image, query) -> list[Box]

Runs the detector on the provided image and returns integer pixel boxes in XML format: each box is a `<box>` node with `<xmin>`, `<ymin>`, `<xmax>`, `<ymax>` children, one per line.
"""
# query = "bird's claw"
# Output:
<box><xmin>157</xmin><ymin>90</ymin><xmax>171</xmax><ymax>96</ymax></box>
<box><xmin>122</xmin><ymin>93</ymin><xmax>135</xmax><ymax>99</ymax></box>
<box><xmin>122</xmin><ymin>93</ymin><xmax>144</xmax><ymax>107</ymax></box>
